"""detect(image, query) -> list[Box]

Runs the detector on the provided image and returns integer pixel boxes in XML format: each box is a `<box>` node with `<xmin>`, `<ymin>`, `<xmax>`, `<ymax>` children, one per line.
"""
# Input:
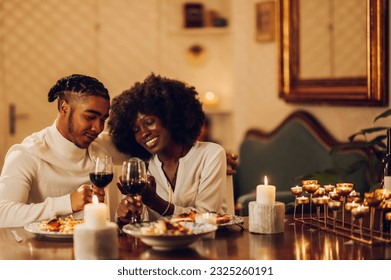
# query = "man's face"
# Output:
<box><xmin>59</xmin><ymin>96</ymin><xmax>110</xmax><ymax>149</ymax></box>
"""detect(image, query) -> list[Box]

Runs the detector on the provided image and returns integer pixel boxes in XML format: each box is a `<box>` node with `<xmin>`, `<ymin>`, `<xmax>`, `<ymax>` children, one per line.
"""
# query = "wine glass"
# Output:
<box><xmin>121</xmin><ymin>157</ymin><xmax>148</xmax><ymax>223</ymax></box>
<box><xmin>89</xmin><ymin>155</ymin><xmax>114</xmax><ymax>190</ymax></box>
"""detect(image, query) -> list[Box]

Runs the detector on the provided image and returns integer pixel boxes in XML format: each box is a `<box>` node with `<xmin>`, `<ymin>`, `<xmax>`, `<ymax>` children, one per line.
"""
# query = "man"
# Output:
<box><xmin>0</xmin><ymin>74</ymin><xmax>122</xmax><ymax>227</ymax></box>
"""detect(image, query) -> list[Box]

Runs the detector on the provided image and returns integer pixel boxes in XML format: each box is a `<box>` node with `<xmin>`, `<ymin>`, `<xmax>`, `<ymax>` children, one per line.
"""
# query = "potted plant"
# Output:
<box><xmin>317</xmin><ymin>109</ymin><xmax>391</xmax><ymax>191</ymax></box>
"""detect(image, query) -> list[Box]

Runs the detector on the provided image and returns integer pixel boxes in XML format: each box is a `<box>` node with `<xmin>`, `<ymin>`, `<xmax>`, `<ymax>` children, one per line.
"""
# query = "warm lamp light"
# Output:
<box><xmin>203</xmin><ymin>91</ymin><xmax>219</xmax><ymax>106</ymax></box>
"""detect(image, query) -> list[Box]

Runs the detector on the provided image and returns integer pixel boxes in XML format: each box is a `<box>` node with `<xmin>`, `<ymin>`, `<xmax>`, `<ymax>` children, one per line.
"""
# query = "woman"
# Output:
<box><xmin>109</xmin><ymin>73</ymin><xmax>227</xmax><ymax>223</ymax></box>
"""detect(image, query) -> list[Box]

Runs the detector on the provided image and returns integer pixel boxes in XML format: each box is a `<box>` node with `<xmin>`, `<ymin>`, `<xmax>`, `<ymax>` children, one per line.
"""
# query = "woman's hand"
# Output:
<box><xmin>117</xmin><ymin>195</ymin><xmax>143</xmax><ymax>224</ymax></box>
<box><xmin>140</xmin><ymin>175</ymin><xmax>157</xmax><ymax>206</ymax></box>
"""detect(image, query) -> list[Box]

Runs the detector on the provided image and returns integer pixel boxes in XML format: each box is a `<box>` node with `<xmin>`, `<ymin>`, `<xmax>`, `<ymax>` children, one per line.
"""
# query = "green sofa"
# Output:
<box><xmin>233</xmin><ymin>111</ymin><xmax>369</xmax><ymax>215</ymax></box>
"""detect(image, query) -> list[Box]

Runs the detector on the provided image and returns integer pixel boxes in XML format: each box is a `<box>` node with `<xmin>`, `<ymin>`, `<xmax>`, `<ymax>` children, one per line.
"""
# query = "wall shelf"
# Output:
<box><xmin>169</xmin><ymin>27</ymin><xmax>230</xmax><ymax>36</ymax></box>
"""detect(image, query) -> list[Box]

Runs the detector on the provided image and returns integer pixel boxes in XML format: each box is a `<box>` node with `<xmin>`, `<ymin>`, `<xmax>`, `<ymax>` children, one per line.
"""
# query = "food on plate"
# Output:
<box><xmin>38</xmin><ymin>215</ymin><xmax>83</xmax><ymax>233</ymax></box>
<box><xmin>139</xmin><ymin>219</ymin><xmax>192</xmax><ymax>236</ymax></box>
<box><xmin>172</xmin><ymin>210</ymin><xmax>232</xmax><ymax>225</ymax></box>
<box><xmin>173</xmin><ymin>210</ymin><xmax>198</xmax><ymax>222</ymax></box>
<box><xmin>216</xmin><ymin>214</ymin><xmax>231</xmax><ymax>224</ymax></box>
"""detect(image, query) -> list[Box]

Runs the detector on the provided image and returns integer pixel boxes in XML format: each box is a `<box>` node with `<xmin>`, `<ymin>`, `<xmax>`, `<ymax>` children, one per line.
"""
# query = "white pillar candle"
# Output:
<box><xmin>84</xmin><ymin>195</ymin><xmax>108</xmax><ymax>228</ymax></box>
<box><xmin>256</xmin><ymin>176</ymin><xmax>276</xmax><ymax>204</ymax></box>
<box><xmin>74</xmin><ymin>222</ymin><xmax>118</xmax><ymax>260</ymax></box>
<box><xmin>74</xmin><ymin>195</ymin><xmax>118</xmax><ymax>260</ymax></box>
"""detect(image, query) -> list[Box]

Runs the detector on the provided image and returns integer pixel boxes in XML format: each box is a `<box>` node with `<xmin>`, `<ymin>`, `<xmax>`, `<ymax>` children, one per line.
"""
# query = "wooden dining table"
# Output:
<box><xmin>0</xmin><ymin>215</ymin><xmax>390</xmax><ymax>260</ymax></box>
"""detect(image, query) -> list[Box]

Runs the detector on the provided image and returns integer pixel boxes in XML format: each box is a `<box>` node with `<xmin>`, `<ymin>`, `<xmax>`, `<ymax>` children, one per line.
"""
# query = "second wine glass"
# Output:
<box><xmin>121</xmin><ymin>157</ymin><xmax>148</xmax><ymax>223</ymax></box>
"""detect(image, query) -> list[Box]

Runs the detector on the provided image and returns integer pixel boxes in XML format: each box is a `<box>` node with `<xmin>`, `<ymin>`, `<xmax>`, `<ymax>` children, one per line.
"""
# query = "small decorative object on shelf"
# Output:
<box><xmin>291</xmin><ymin>180</ymin><xmax>391</xmax><ymax>245</ymax></box>
<box><xmin>184</xmin><ymin>3</ymin><xmax>204</xmax><ymax>28</ymax></box>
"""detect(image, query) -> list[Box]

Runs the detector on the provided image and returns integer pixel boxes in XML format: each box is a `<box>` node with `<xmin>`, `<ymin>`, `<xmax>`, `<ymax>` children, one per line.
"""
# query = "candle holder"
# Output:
<box><xmin>364</xmin><ymin>192</ymin><xmax>383</xmax><ymax>242</ymax></box>
<box><xmin>324</xmin><ymin>184</ymin><xmax>335</xmax><ymax>194</ymax></box>
<box><xmin>345</xmin><ymin>201</ymin><xmax>359</xmax><ymax>236</ymax></box>
<box><xmin>386</xmin><ymin>212</ymin><xmax>391</xmax><ymax>242</ymax></box>
<box><xmin>335</xmin><ymin>183</ymin><xmax>353</xmax><ymax>227</ymax></box>
<box><xmin>291</xmin><ymin>181</ymin><xmax>391</xmax><ymax>245</ymax></box>
<box><xmin>318</xmin><ymin>195</ymin><xmax>329</xmax><ymax>228</ymax></box>
<box><xmin>296</xmin><ymin>196</ymin><xmax>309</xmax><ymax>221</ymax></box>
<box><xmin>302</xmin><ymin>182</ymin><xmax>320</xmax><ymax>220</ymax></box>
<box><xmin>291</xmin><ymin>186</ymin><xmax>303</xmax><ymax>220</ymax></box>
<box><xmin>315</xmin><ymin>187</ymin><xmax>326</xmax><ymax>197</ymax></box>
<box><xmin>378</xmin><ymin>201</ymin><xmax>391</xmax><ymax>240</ymax></box>
<box><xmin>351</xmin><ymin>205</ymin><xmax>369</xmax><ymax>239</ymax></box>
<box><xmin>328</xmin><ymin>200</ymin><xmax>341</xmax><ymax>232</ymax></box>
<box><xmin>302</xmin><ymin>179</ymin><xmax>318</xmax><ymax>185</ymax></box>
<box><xmin>312</xmin><ymin>197</ymin><xmax>321</xmax><ymax>223</ymax></box>
<box><xmin>375</xmin><ymin>188</ymin><xmax>391</xmax><ymax>238</ymax></box>
<box><xmin>329</xmin><ymin>189</ymin><xmax>341</xmax><ymax>201</ymax></box>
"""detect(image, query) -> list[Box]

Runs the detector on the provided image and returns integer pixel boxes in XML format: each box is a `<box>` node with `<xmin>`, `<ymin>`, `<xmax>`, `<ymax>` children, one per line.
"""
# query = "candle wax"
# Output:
<box><xmin>256</xmin><ymin>184</ymin><xmax>276</xmax><ymax>204</ymax></box>
<box><xmin>84</xmin><ymin>196</ymin><xmax>108</xmax><ymax>228</ymax></box>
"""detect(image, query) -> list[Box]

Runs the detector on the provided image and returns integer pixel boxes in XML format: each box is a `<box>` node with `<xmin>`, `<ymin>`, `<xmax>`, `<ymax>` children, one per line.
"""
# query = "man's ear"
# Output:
<box><xmin>59</xmin><ymin>100</ymin><xmax>69</xmax><ymax>114</ymax></box>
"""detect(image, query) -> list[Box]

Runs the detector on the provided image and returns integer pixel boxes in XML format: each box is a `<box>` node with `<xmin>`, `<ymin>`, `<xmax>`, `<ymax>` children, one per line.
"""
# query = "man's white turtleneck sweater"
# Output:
<box><xmin>0</xmin><ymin>121</ymin><xmax>124</xmax><ymax>227</ymax></box>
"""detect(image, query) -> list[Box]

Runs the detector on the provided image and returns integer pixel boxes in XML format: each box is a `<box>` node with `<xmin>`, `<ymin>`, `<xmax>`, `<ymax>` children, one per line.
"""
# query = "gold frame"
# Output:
<box><xmin>278</xmin><ymin>0</ymin><xmax>388</xmax><ymax>106</ymax></box>
<box><xmin>256</xmin><ymin>1</ymin><xmax>276</xmax><ymax>42</ymax></box>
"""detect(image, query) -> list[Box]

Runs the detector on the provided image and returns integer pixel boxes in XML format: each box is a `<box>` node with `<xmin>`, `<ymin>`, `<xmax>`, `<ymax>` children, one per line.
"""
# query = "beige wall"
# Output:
<box><xmin>0</xmin><ymin>0</ymin><xmax>389</xmax><ymax>163</ymax></box>
<box><xmin>230</xmin><ymin>0</ymin><xmax>390</xmax><ymax>154</ymax></box>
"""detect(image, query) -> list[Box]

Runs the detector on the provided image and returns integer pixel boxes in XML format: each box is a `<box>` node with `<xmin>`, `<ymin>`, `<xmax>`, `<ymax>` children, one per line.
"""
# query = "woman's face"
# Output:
<box><xmin>132</xmin><ymin>113</ymin><xmax>172</xmax><ymax>154</ymax></box>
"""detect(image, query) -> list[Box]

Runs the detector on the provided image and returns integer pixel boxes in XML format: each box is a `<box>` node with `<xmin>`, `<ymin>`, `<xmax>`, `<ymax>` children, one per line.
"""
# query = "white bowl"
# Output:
<box><xmin>122</xmin><ymin>222</ymin><xmax>217</xmax><ymax>251</ymax></box>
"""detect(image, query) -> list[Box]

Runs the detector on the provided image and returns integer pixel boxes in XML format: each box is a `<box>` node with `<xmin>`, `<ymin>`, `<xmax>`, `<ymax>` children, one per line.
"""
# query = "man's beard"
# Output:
<box><xmin>67</xmin><ymin>108</ymin><xmax>74</xmax><ymax>134</ymax></box>
<box><xmin>66</xmin><ymin>108</ymin><xmax>82</xmax><ymax>148</ymax></box>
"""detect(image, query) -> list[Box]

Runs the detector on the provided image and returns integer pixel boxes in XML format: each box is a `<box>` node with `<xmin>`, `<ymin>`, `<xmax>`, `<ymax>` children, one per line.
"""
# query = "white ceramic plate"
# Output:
<box><xmin>24</xmin><ymin>221</ymin><xmax>74</xmax><ymax>239</ymax></box>
<box><xmin>122</xmin><ymin>222</ymin><xmax>217</xmax><ymax>251</ymax></box>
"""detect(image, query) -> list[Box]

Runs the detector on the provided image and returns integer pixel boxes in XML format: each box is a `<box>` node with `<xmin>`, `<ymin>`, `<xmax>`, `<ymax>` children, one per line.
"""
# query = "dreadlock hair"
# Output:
<box><xmin>108</xmin><ymin>73</ymin><xmax>205</xmax><ymax>160</ymax></box>
<box><xmin>48</xmin><ymin>74</ymin><xmax>110</xmax><ymax>109</ymax></box>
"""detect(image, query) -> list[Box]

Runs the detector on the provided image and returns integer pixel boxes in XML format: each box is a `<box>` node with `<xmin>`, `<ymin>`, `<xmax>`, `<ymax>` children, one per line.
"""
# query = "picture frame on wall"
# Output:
<box><xmin>256</xmin><ymin>1</ymin><xmax>275</xmax><ymax>42</ymax></box>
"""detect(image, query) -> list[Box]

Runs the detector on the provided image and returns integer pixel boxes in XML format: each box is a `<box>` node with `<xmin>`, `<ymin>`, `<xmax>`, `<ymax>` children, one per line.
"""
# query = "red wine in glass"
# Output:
<box><xmin>121</xmin><ymin>158</ymin><xmax>148</xmax><ymax>223</ymax></box>
<box><xmin>90</xmin><ymin>155</ymin><xmax>114</xmax><ymax>189</ymax></box>
<box><xmin>89</xmin><ymin>172</ymin><xmax>114</xmax><ymax>189</ymax></box>
<box><xmin>121</xmin><ymin>179</ymin><xmax>147</xmax><ymax>195</ymax></box>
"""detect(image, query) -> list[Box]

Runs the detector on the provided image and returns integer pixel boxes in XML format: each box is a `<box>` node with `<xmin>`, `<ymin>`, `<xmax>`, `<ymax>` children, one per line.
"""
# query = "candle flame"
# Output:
<box><xmin>92</xmin><ymin>194</ymin><xmax>99</xmax><ymax>204</ymax></box>
<box><xmin>264</xmin><ymin>176</ymin><xmax>268</xmax><ymax>185</ymax></box>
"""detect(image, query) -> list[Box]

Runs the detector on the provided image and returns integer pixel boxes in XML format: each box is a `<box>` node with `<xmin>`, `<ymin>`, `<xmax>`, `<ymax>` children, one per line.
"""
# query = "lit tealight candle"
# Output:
<box><xmin>84</xmin><ymin>195</ymin><xmax>108</xmax><ymax>229</ymax></box>
<box><xmin>291</xmin><ymin>185</ymin><xmax>303</xmax><ymax>196</ymax></box>
<box><xmin>345</xmin><ymin>200</ymin><xmax>359</xmax><ymax>211</ymax></box>
<box><xmin>256</xmin><ymin>176</ymin><xmax>276</xmax><ymax>204</ymax></box>
<box><xmin>297</xmin><ymin>196</ymin><xmax>309</xmax><ymax>204</ymax></box>
<box><xmin>351</xmin><ymin>205</ymin><xmax>369</xmax><ymax>219</ymax></box>
<box><xmin>324</xmin><ymin>184</ymin><xmax>335</xmax><ymax>193</ymax></box>
<box><xmin>329</xmin><ymin>189</ymin><xmax>341</xmax><ymax>200</ymax></box>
